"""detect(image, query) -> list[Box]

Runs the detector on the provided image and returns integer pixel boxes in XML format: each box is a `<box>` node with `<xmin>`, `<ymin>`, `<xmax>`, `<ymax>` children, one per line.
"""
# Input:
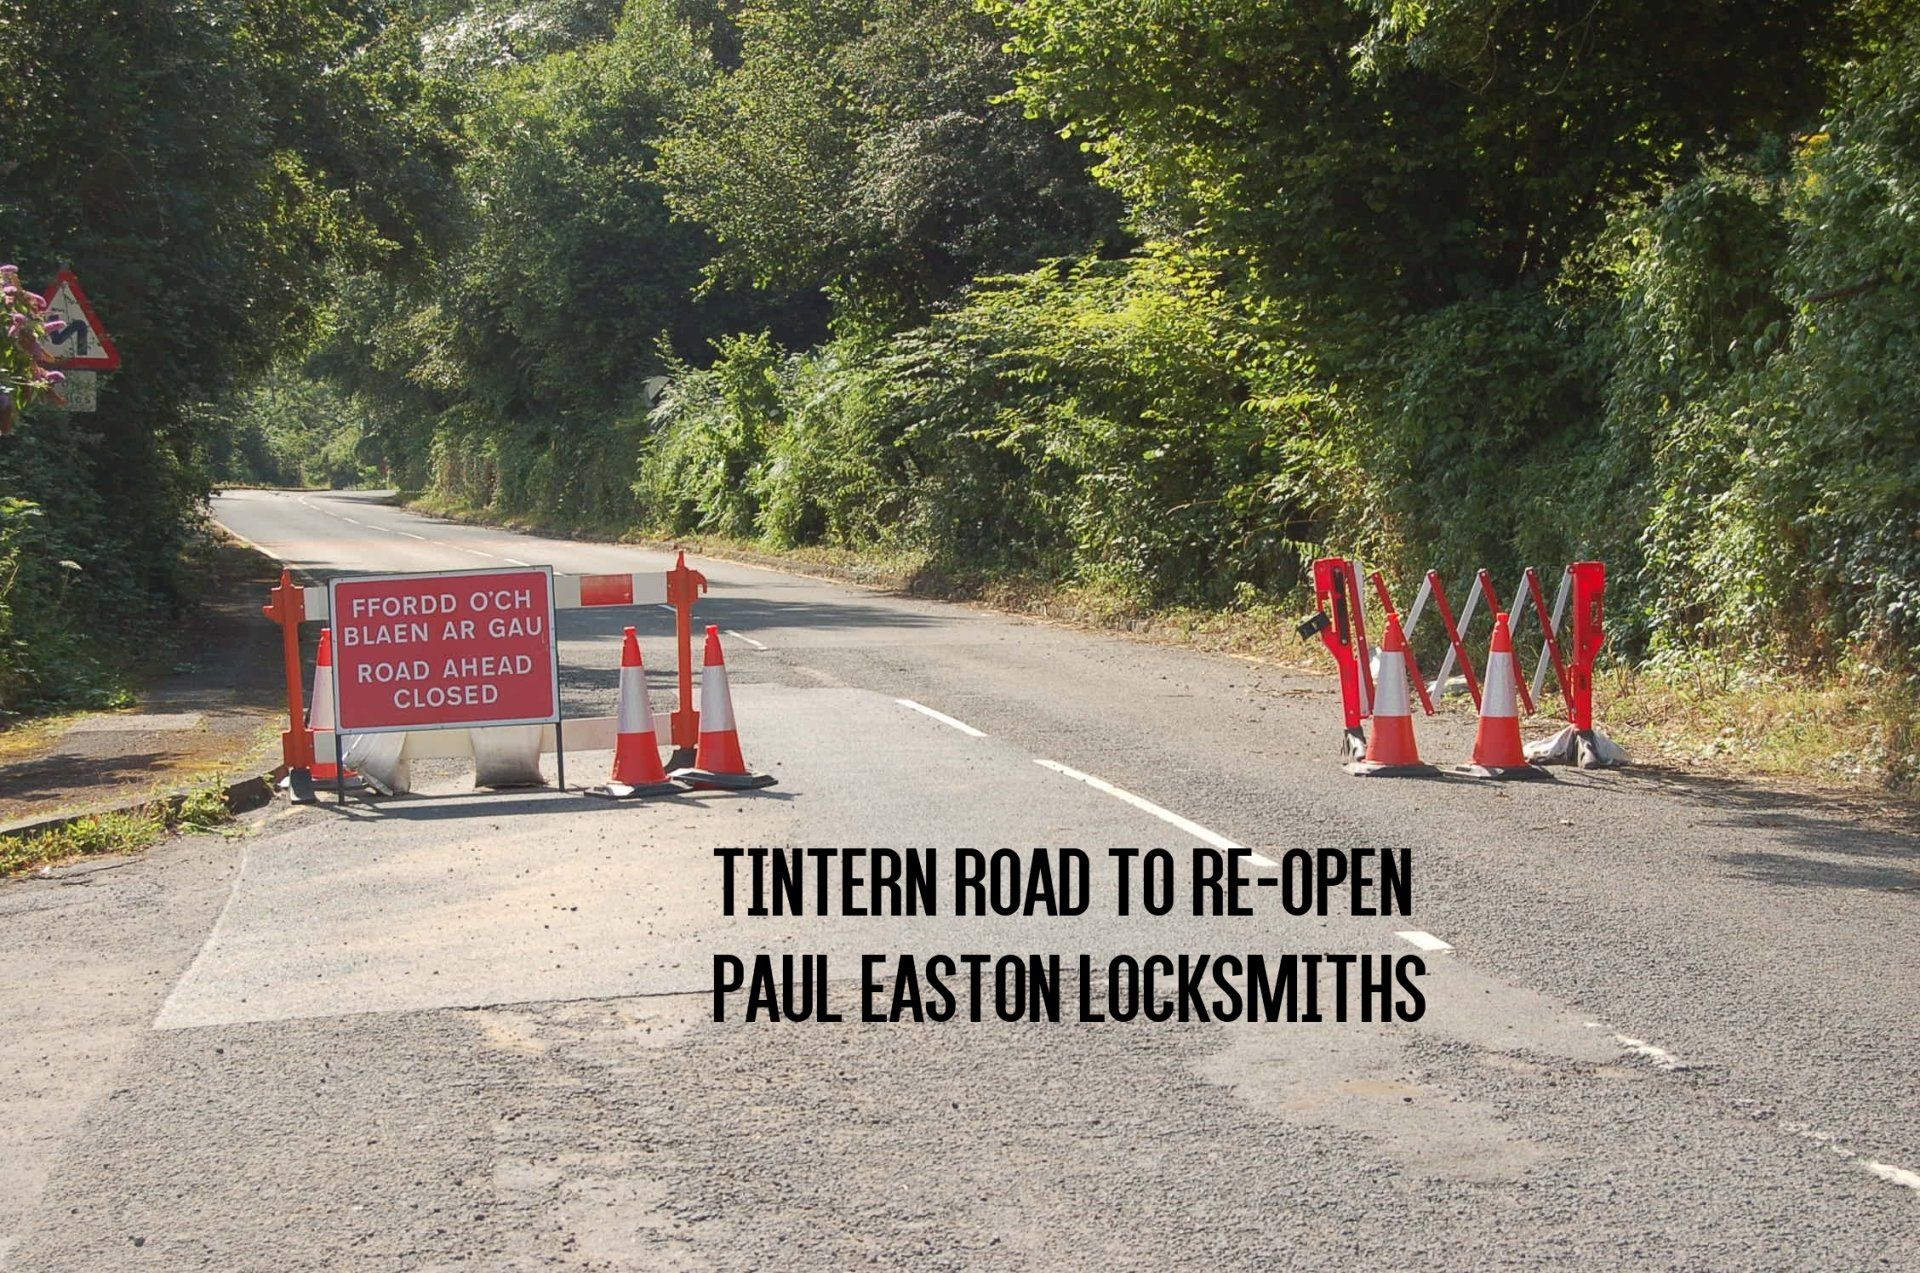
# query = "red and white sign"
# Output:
<box><xmin>328</xmin><ymin>566</ymin><xmax>560</xmax><ymax>734</ymax></box>
<box><xmin>42</xmin><ymin>269</ymin><xmax>121</xmax><ymax>371</ymax></box>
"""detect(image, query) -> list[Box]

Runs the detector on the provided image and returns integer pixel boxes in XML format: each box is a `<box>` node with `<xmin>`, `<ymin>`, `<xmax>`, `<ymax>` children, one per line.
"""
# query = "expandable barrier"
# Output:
<box><xmin>1300</xmin><ymin>558</ymin><xmax>1625</xmax><ymax>775</ymax></box>
<box><xmin>264</xmin><ymin>553</ymin><xmax>713</xmax><ymax>802</ymax></box>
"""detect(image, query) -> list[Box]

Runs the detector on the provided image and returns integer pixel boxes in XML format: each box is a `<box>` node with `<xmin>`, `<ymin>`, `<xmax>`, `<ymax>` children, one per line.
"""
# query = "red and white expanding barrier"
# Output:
<box><xmin>1302</xmin><ymin>558</ymin><xmax>1625</xmax><ymax>772</ymax></box>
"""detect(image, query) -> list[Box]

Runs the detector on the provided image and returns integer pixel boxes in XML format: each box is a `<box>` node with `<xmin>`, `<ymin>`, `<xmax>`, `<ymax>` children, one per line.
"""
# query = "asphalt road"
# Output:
<box><xmin>2</xmin><ymin>488</ymin><xmax>1915</xmax><ymax>1270</ymax></box>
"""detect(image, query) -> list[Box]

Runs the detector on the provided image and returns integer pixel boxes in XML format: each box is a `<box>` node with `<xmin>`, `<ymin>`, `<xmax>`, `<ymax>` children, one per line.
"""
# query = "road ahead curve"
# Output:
<box><xmin>1</xmin><ymin>487</ymin><xmax>1913</xmax><ymax>1270</ymax></box>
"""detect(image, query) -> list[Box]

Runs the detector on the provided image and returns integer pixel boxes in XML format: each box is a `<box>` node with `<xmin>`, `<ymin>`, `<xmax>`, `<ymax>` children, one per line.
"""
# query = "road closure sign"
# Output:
<box><xmin>329</xmin><ymin>566</ymin><xmax>560</xmax><ymax>734</ymax></box>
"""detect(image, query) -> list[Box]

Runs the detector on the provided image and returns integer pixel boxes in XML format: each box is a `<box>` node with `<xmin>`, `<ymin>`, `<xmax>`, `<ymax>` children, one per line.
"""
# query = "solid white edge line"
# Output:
<box><xmin>216</xmin><ymin>523</ymin><xmax>283</xmax><ymax>563</ymax></box>
<box><xmin>1030</xmin><ymin>758</ymin><xmax>1274</xmax><ymax>864</ymax></box>
<box><xmin>1395</xmin><ymin>930</ymin><xmax>1453</xmax><ymax>953</ymax></box>
<box><xmin>727</xmin><ymin>630</ymin><xmax>769</xmax><ymax>651</ymax></box>
<box><xmin>1863</xmin><ymin>1161</ymin><xmax>1920</xmax><ymax>1193</ymax></box>
<box><xmin>895</xmin><ymin>698</ymin><xmax>986</xmax><ymax>737</ymax></box>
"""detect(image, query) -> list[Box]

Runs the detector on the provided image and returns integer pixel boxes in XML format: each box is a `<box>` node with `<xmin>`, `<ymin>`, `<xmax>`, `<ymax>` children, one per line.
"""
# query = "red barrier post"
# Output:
<box><xmin>665</xmin><ymin>551</ymin><xmax>708</xmax><ymax>751</ymax></box>
<box><xmin>1311</xmin><ymin>558</ymin><xmax>1365</xmax><ymax>732</ymax></box>
<box><xmin>261</xmin><ymin>569</ymin><xmax>314</xmax><ymax>775</ymax></box>
<box><xmin>1567</xmin><ymin>561</ymin><xmax>1606</xmax><ymax>730</ymax></box>
<box><xmin>1475</xmin><ymin>568</ymin><xmax>1535</xmax><ymax>716</ymax></box>
<box><xmin>1345</xmin><ymin>560</ymin><xmax>1375</xmax><ymax>709</ymax></box>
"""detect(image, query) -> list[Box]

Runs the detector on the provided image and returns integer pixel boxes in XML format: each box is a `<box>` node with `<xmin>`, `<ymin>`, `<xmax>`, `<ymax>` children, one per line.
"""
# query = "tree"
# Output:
<box><xmin>656</xmin><ymin>0</ymin><xmax>1120</xmax><ymax>326</ymax></box>
<box><xmin>992</xmin><ymin>0</ymin><xmax>1846</xmax><ymax>327</ymax></box>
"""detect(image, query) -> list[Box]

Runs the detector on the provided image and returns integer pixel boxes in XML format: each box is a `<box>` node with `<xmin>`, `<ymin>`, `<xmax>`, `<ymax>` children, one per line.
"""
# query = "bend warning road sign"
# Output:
<box><xmin>329</xmin><ymin>566</ymin><xmax>560</xmax><ymax>734</ymax></box>
<box><xmin>42</xmin><ymin>269</ymin><xmax>120</xmax><ymax>371</ymax></box>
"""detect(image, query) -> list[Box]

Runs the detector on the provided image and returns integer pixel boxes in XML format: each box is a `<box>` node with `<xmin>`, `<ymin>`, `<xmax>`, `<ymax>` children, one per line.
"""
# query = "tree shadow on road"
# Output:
<box><xmin>1560</xmin><ymin>765</ymin><xmax>1919</xmax><ymax>895</ymax></box>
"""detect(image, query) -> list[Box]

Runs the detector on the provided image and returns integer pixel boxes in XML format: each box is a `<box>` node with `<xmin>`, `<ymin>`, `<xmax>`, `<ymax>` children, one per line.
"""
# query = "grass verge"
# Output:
<box><xmin>0</xmin><ymin>784</ymin><xmax>237</xmax><ymax>878</ymax></box>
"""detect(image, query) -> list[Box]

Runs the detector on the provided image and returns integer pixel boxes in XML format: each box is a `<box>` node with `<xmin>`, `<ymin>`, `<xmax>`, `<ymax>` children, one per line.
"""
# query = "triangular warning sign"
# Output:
<box><xmin>42</xmin><ymin>269</ymin><xmax>121</xmax><ymax>371</ymax></box>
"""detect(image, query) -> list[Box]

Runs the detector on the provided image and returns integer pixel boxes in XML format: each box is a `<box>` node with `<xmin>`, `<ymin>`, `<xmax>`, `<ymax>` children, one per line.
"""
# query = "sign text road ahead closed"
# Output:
<box><xmin>328</xmin><ymin>566</ymin><xmax>560</xmax><ymax>733</ymax></box>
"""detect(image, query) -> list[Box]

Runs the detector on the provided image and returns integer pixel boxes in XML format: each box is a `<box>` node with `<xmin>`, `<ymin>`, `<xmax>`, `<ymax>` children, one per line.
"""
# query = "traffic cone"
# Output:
<box><xmin>671</xmin><ymin>626</ymin><xmax>776</xmax><ymax>791</ymax></box>
<box><xmin>1455</xmin><ymin>611</ymin><xmax>1552</xmax><ymax>781</ymax></box>
<box><xmin>1346</xmin><ymin>612</ymin><xmax>1436</xmax><ymax>777</ymax></box>
<box><xmin>308</xmin><ymin>628</ymin><xmax>360</xmax><ymax>787</ymax></box>
<box><xmin>586</xmin><ymin>627</ymin><xmax>682</xmax><ymax>799</ymax></box>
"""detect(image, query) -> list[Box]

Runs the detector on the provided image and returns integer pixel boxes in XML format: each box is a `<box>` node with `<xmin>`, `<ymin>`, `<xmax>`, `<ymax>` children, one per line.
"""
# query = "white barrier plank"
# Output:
<box><xmin>306</xmin><ymin>572</ymin><xmax>671</xmax><ymax>625</ymax></box>
<box><xmin>312</xmin><ymin>712</ymin><xmax>678</xmax><ymax>763</ymax></box>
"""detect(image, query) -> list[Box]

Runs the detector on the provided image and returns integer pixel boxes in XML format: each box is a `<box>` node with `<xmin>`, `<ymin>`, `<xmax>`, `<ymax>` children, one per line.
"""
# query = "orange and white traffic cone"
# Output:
<box><xmin>1456</xmin><ymin>611</ymin><xmax>1551</xmax><ymax>781</ymax></box>
<box><xmin>586</xmin><ymin>627</ymin><xmax>682</xmax><ymax>799</ymax></box>
<box><xmin>671</xmin><ymin>626</ymin><xmax>776</xmax><ymax>791</ymax></box>
<box><xmin>1346</xmin><ymin>612</ymin><xmax>1436</xmax><ymax>777</ymax></box>
<box><xmin>308</xmin><ymin>628</ymin><xmax>360</xmax><ymax>787</ymax></box>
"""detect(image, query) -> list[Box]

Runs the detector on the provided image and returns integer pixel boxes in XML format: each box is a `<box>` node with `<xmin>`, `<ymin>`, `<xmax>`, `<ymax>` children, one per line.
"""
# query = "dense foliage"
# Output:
<box><xmin>7</xmin><ymin>0</ymin><xmax>1919</xmax><ymax>715</ymax></box>
<box><xmin>0</xmin><ymin>0</ymin><xmax>454</xmax><ymax>707</ymax></box>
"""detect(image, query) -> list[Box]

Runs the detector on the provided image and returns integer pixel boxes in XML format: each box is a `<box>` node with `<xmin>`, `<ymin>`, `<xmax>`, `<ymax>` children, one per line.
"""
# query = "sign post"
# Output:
<box><xmin>262</xmin><ymin>570</ymin><xmax>317</xmax><ymax>802</ymax></box>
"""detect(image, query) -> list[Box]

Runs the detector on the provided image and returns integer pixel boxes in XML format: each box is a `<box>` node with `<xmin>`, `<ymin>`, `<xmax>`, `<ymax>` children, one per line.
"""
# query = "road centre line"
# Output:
<box><xmin>1395</xmin><ymin>930</ymin><xmax>1453</xmax><ymax>953</ymax></box>
<box><xmin>502</xmin><ymin>557</ymin><xmax>531</xmax><ymax>566</ymax></box>
<box><xmin>397</xmin><ymin>530</ymin><xmax>428</xmax><ymax>541</ymax></box>
<box><xmin>727</xmin><ymin>630</ymin><xmax>768</xmax><ymax>650</ymax></box>
<box><xmin>895</xmin><ymin>698</ymin><xmax>985</xmax><ymax>736</ymax></box>
<box><xmin>1030</xmin><ymin>758</ymin><xmax>1276</xmax><ymax>867</ymax></box>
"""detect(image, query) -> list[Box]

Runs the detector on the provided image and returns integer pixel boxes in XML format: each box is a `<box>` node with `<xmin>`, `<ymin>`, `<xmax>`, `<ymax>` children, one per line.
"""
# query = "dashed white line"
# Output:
<box><xmin>727</xmin><ymin>630</ymin><xmax>768</xmax><ymax>651</ymax></box>
<box><xmin>896</xmin><ymin>698</ymin><xmax>985</xmax><ymax>737</ymax></box>
<box><xmin>502</xmin><ymin>557</ymin><xmax>532</xmax><ymax>566</ymax></box>
<box><xmin>397</xmin><ymin>531</ymin><xmax>428</xmax><ymax>541</ymax></box>
<box><xmin>1863</xmin><ymin>1160</ymin><xmax>1920</xmax><ymax>1193</ymax></box>
<box><xmin>1395</xmin><ymin>930</ymin><xmax>1453</xmax><ymax>953</ymax></box>
<box><xmin>1030</xmin><ymin>758</ymin><xmax>1275</xmax><ymax>866</ymax></box>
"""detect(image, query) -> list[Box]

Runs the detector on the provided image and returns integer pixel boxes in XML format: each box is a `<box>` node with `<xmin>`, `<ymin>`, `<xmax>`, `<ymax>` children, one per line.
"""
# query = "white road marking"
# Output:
<box><xmin>340</xmin><ymin>517</ymin><xmax>365</xmax><ymax>527</ymax></box>
<box><xmin>1863</xmin><ymin>1160</ymin><xmax>1920</xmax><ymax>1193</ymax></box>
<box><xmin>727</xmin><ymin>630</ymin><xmax>768</xmax><ymax>651</ymax></box>
<box><xmin>896</xmin><ymin>698</ymin><xmax>984</xmax><ymax>736</ymax></box>
<box><xmin>1395</xmin><ymin>930</ymin><xmax>1453</xmax><ymax>953</ymax></box>
<box><xmin>457</xmin><ymin>547</ymin><xmax>498</xmax><ymax>560</ymax></box>
<box><xmin>397</xmin><ymin>531</ymin><xmax>428</xmax><ymax>541</ymax></box>
<box><xmin>1030</xmin><ymin>758</ymin><xmax>1275</xmax><ymax>866</ymax></box>
<box><xmin>502</xmin><ymin>557</ymin><xmax>532</xmax><ymax>566</ymax></box>
<box><xmin>218</xmin><ymin>524</ymin><xmax>282</xmax><ymax>562</ymax></box>
<box><xmin>1609</xmin><ymin>1032</ymin><xmax>1692</xmax><ymax>1071</ymax></box>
